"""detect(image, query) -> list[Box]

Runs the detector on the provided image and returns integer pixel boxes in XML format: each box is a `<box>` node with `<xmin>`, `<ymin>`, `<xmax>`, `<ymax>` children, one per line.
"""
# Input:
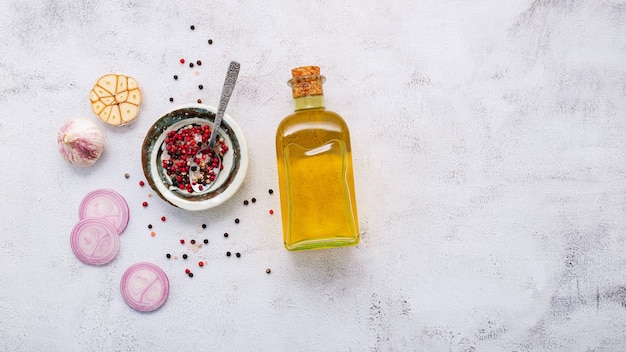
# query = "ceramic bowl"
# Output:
<box><xmin>141</xmin><ymin>104</ymin><xmax>248</xmax><ymax>211</ymax></box>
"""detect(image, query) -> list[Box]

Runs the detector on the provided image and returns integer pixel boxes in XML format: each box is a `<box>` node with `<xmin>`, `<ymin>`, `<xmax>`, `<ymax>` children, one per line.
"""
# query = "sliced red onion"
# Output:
<box><xmin>79</xmin><ymin>189</ymin><xmax>129</xmax><ymax>235</ymax></box>
<box><xmin>70</xmin><ymin>218</ymin><xmax>120</xmax><ymax>265</ymax></box>
<box><xmin>120</xmin><ymin>262</ymin><xmax>169</xmax><ymax>312</ymax></box>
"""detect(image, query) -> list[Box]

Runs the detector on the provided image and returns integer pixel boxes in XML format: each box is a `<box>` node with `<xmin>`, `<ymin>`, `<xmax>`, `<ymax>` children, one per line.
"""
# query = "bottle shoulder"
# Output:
<box><xmin>278</xmin><ymin>109</ymin><xmax>348</xmax><ymax>129</ymax></box>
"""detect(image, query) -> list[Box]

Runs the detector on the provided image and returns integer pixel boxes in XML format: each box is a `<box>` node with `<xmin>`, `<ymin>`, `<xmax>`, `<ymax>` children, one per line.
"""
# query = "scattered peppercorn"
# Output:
<box><xmin>166</xmin><ymin>253</ymin><xmax>171</xmax><ymax>259</ymax></box>
<box><xmin>198</xmin><ymin>84</ymin><xmax>203</xmax><ymax>90</ymax></box>
<box><xmin>223</xmin><ymin>232</ymin><xmax>229</xmax><ymax>238</ymax></box>
<box><xmin>174</xmin><ymin>75</ymin><xmax>178</xmax><ymax>80</ymax></box>
<box><xmin>202</xmin><ymin>224</ymin><xmax>207</xmax><ymax>229</ymax></box>
<box><xmin>269</xmin><ymin>209</ymin><xmax>274</xmax><ymax>215</ymax></box>
<box><xmin>196</xmin><ymin>60</ymin><xmax>202</xmax><ymax>66</ymax></box>
<box><xmin>150</xmin><ymin>231</ymin><xmax>156</xmax><ymax>237</ymax></box>
<box><xmin>185</xmin><ymin>268</ymin><xmax>190</xmax><ymax>274</ymax></box>
<box><xmin>226</xmin><ymin>251</ymin><xmax>231</xmax><ymax>257</ymax></box>
<box><xmin>169</xmin><ymin>97</ymin><xmax>174</xmax><ymax>102</ymax></box>
<box><xmin>180</xmin><ymin>239</ymin><xmax>185</xmax><ymax>244</ymax></box>
<box><xmin>266</xmin><ymin>268</ymin><xmax>271</xmax><ymax>274</ymax></box>
<box><xmin>183</xmin><ymin>254</ymin><xmax>188</xmax><ymax>259</ymax></box>
<box><xmin>161</xmin><ymin>216</ymin><xmax>166</xmax><ymax>222</ymax></box>
<box><xmin>236</xmin><ymin>252</ymin><xmax>241</xmax><ymax>258</ymax></box>
<box><xmin>190</xmin><ymin>239</ymin><xmax>196</xmax><ymax>244</ymax></box>
<box><xmin>142</xmin><ymin>201</ymin><xmax>148</xmax><ymax>207</ymax></box>
<box><xmin>243</xmin><ymin>200</ymin><xmax>249</xmax><ymax>205</ymax></box>
<box><xmin>190</xmin><ymin>25</ymin><xmax>195</xmax><ymax>30</ymax></box>
<box><xmin>251</xmin><ymin>198</ymin><xmax>256</xmax><ymax>203</ymax></box>
<box><xmin>189</xmin><ymin>62</ymin><xmax>194</xmax><ymax>68</ymax></box>
<box><xmin>139</xmin><ymin>180</ymin><xmax>145</xmax><ymax>186</ymax></box>
<box><xmin>269</xmin><ymin>189</ymin><xmax>274</xmax><ymax>194</ymax></box>
<box><xmin>180</xmin><ymin>58</ymin><xmax>185</xmax><ymax>64</ymax></box>
<box><xmin>148</xmin><ymin>224</ymin><xmax>152</xmax><ymax>229</ymax></box>
<box><xmin>124</xmin><ymin>173</ymin><xmax>130</xmax><ymax>179</ymax></box>
<box><xmin>198</xmin><ymin>261</ymin><xmax>204</xmax><ymax>267</ymax></box>
<box><xmin>208</xmin><ymin>39</ymin><xmax>213</xmax><ymax>45</ymax></box>
<box><xmin>235</xmin><ymin>218</ymin><xmax>240</xmax><ymax>224</ymax></box>
<box><xmin>197</xmin><ymin>99</ymin><xmax>202</xmax><ymax>103</ymax></box>
<box><xmin>188</xmin><ymin>272</ymin><xmax>194</xmax><ymax>278</ymax></box>
<box><xmin>203</xmin><ymin>239</ymin><xmax>208</xmax><ymax>244</ymax></box>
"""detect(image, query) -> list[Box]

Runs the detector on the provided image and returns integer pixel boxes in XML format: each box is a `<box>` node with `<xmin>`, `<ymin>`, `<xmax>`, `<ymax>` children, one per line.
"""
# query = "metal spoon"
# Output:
<box><xmin>190</xmin><ymin>61</ymin><xmax>240</xmax><ymax>193</ymax></box>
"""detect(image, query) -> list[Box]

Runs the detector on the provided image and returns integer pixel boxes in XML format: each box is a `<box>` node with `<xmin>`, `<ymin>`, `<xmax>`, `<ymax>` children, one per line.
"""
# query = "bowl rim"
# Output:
<box><xmin>141</xmin><ymin>103</ymin><xmax>248</xmax><ymax>211</ymax></box>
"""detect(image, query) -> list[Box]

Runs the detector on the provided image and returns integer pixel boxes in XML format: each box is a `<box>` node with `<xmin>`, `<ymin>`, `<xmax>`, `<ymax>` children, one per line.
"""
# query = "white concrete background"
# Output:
<box><xmin>1</xmin><ymin>0</ymin><xmax>625</xmax><ymax>351</ymax></box>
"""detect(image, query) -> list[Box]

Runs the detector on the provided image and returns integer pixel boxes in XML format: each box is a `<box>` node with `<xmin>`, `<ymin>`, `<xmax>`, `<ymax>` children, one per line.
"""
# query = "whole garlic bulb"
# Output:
<box><xmin>57</xmin><ymin>118</ymin><xmax>106</xmax><ymax>167</ymax></box>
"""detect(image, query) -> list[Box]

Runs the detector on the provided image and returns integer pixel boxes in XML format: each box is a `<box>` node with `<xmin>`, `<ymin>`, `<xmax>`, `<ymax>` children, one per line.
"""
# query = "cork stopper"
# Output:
<box><xmin>288</xmin><ymin>66</ymin><xmax>325</xmax><ymax>98</ymax></box>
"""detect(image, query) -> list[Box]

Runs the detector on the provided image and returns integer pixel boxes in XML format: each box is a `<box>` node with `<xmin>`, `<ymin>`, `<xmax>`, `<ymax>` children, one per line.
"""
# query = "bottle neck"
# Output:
<box><xmin>293</xmin><ymin>94</ymin><xmax>325</xmax><ymax>111</ymax></box>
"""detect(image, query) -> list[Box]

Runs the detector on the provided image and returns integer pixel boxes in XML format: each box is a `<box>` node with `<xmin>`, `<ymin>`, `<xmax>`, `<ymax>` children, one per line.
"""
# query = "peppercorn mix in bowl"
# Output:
<box><xmin>142</xmin><ymin>103</ymin><xmax>248</xmax><ymax>211</ymax></box>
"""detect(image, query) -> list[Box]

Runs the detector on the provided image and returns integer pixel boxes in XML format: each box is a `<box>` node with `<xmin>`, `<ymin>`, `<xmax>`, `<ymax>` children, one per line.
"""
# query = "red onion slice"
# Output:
<box><xmin>120</xmin><ymin>262</ymin><xmax>169</xmax><ymax>312</ymax></box>
<box><xmin>70</xmin><ymin>218</ymin><xmax>120</xmax><ymax>265</ymax></box>
<box><xmin>79</xmin><ymin>189</ymin><xmax>130</xmax><ymax>235</ymax></box>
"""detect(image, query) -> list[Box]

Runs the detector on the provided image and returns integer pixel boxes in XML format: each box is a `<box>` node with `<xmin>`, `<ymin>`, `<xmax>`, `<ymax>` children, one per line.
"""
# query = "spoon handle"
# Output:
<box><xmin>209</xmin><ymin>61</ymin><xmax>240</xmax><ymax>147</ymax></box>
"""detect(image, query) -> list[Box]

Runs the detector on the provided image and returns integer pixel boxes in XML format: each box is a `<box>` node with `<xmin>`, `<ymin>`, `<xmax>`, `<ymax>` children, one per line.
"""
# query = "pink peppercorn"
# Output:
<box><xmin>142</xmin><ymin>201</ymin><xmax>148</xmax><ymax>207</ymax></box>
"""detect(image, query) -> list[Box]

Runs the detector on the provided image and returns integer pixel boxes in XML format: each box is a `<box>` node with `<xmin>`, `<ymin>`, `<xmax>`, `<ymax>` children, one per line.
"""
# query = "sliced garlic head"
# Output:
<box><xmin>90</xmin><ymin>74</ymin><xmax>142</xmax><ymax>126</ymax></box>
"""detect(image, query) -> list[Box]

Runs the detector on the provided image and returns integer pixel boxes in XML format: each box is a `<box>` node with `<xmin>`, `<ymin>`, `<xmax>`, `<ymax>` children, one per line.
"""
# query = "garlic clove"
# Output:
<box><xmin>97</xmin><ymin>74</ymin><xmax>118</xmax><ymax>95</ymax></box>
<box><xmin>92</xmin><ymin>101</ymin><xmax>106</xmax><ymax>115</ymax></box>
<box><xmin>115</xmin><ymin>91</ymin><xmax>128</xmax><ymax>103</ymax></box>
<box><xmin>108</xmin><ymin>105</ymin><xmax>122</xmax><ymax>125</ymax></box>
<box><xmin>98</xmin><ymin>106</ymin><xmax>112</xmax><ymax>122</ymax></box>
<box><xmin>116</xmin><ymin>75</ymin><xmax>128</xmax><ymax>92</ymax></box>
<box><xmin>126</xmin><ymin>88</ymin><xmax>141</xmax><ymax>105</ymax></box>
<box><xmin>119</xmin><ymin>103</ymin><xmax>139</xmax><ymax>123</ymax></box>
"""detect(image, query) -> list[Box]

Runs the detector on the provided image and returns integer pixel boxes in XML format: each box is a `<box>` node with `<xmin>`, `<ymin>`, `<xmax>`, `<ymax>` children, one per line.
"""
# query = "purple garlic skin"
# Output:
<box><xmin>58</xmin><ymin>118</ymin><xmax>106</xmax><ymax>167</ymax></box>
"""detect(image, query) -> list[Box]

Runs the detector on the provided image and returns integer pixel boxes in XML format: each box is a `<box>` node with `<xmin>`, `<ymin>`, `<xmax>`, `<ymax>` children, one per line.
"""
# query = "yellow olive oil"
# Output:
<box><xmin>276</xmin><ymin>66</ymin><xmax>359</xmax><ymax>251</ymax></box>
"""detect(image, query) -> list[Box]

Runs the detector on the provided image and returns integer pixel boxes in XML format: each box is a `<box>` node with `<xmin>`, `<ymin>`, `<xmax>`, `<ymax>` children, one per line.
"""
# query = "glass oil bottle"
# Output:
<box><xmin>275</xmin><ymin>66</ymin><xmax>359</xmax><ymax>251</ymax></box>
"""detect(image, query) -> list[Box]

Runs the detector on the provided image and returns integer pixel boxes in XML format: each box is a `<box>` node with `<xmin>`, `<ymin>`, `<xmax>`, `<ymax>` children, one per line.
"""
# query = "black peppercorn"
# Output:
<box><xmin>235</xmin><ymin>218</ymin><xmax>240</xmax><ymax>224</ymax></box>
<box><xmin>173</xmin><ymin>75</ymin><xmax>178</xmax><ymax>80</ymax></box>
<box><xmin>203</xmin><ymin>239</ymin><xmax>208</xmax><ymax>244</ymax></box>
<box><xmin>198</xmin><ymin>84</ymin><xmax>203</xmax><ymax>90</ymax></box>
<box><xmin>166</xmin><ymin>253</ymin><xmax>171</xmax><ymax>259</ymax></box>
<box><xmin>189</xmin><ymin>62</ymin><xmax>194</xmax><ymax>68</ymax></box>
<box><xmin>268</xmin><ymin>189</ymin><xmax>274</xmax><ymax>194</ymax></box>
<box><xmin>196</xmin><ymin>60</ymin><xmax>202</xmax><ymax>66</ymax></box>
<box><xmin>190</xmin><ymin>239</ymin><xmax>196</xmax><ymax>244</ymax></box>
<box><xmin>148</xmin><ymin>224</ymin><xmax>152</xmax><ymax>229</ymax></box>
<box><xmin>208</xmin><ymin>39</ymin><xmax>213</xmax><ymax>45</ymax></box>
<box><xmin>197</xmin><ymin>99</ymin><xmax>202</xmax><ymax>103</ymax></box>
<box><xmin>243</xmin><ymin>200</ymin><xmax>249</xmax><ymax>205</ymax></box>
<box><xmin>236</xmin><ymin>252</ymin><xmax>241</xmax><ymax>258</ymax></box>
<box><xmin>226</xmin><ymin>251</ymin><xmax>231</xmax><ymax>257</ymax></box>
<box><xmin>223</xmin><ymin>232</ymin><xmax>229</xmax><ymax>238</ymax></box>
<box><xmin>188</xmin><ymin>272</ymin><xmax>194</xmax><ymax>277</ymax></box>
<box><xmin>169</xmin><ymin>97</ymin><xmax>174</xmax><ymax>102</ymax></box>
<box><xmin>182</xmin><ymin>254</ymin><xmax>188</xmax><ymax>259</ymax></box>
<box><xmin>201</xmin><ymin>223</ymin><xmax>207</xmax><ymax>229</ymax></box>
<box><xmin>190</xmin><ymin>25</ymin><xmax>195</xmax><ymax>30</ymax></box>
<box><xmin>251</xmin><ymin>198</ymin><xmax>256</xmax><ymax>203</ymax></box>
<box><xmin>266</xmin><ymin>268</ymin><xmax>271</xmax><ymax>274</ymax></box>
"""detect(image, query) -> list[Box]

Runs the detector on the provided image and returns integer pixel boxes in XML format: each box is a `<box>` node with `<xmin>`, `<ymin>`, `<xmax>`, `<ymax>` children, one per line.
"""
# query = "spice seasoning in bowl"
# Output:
<box><xmin>142</xmin><ymin>103</ymin><xmax>248</xmax><ymax>211</ymax></box>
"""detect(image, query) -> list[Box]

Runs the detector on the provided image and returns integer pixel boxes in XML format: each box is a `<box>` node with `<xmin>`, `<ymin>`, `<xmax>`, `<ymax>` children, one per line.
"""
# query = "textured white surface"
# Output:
<box><xmin>1</xmin><ymin>0</ymin><xmax>626</xmax><ymax>351</ymax></box>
